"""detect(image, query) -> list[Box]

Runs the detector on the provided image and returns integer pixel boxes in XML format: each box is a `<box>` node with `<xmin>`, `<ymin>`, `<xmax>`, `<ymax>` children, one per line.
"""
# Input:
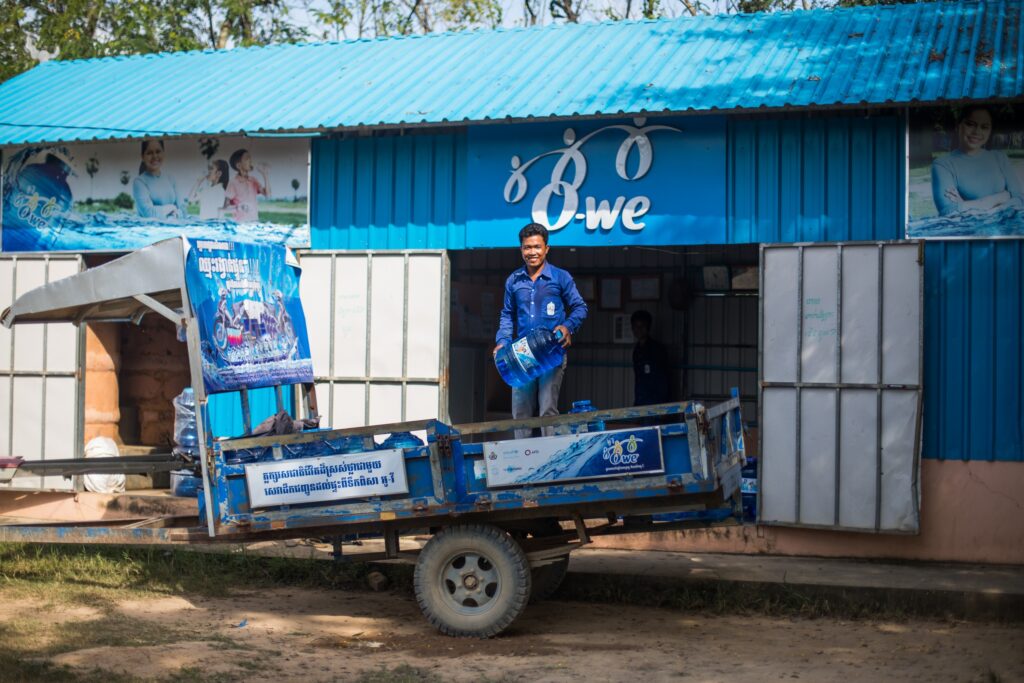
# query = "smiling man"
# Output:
<box><xmin>493</xmin><ymin>223</ymin><xmax>588</xmax><ymax>439</ymax></box>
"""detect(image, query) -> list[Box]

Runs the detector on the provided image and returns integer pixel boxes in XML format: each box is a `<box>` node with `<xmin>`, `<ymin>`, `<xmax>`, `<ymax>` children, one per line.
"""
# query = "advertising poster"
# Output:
<box><xmin>467</xmin><ymin>116</ymin><xmax>726</xmax><ymax>247</ymax></box>
<box><xmin>184</xmin><ymin>238</ymin><xmax>314</xmax><ymax>393</ymax></box>
<box><xmin>908</xmin><ymin>105</ymin><xmax>1024</xmax><ymax>238</ymax></box>
<box><xmin>246</xmin><ymin>449</ymin><xmax>409</xmax><ymax>508</ymax></box>
<box><xmin>2</xmin><ymin>135</ymin><xmax>309</xmax><ymax>252</ymax></box>
<box><xmin>484</xmin><ymin>427</ymin><xmax>664</xmax><ymax>487</ymax></box>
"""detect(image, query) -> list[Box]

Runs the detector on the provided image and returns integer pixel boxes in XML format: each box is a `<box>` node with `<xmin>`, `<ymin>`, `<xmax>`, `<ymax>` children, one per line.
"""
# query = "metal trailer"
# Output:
<box><xmin>0</xmin><ymin>237</ymin><xmax>746</xmax><ymax>638</ymax></box>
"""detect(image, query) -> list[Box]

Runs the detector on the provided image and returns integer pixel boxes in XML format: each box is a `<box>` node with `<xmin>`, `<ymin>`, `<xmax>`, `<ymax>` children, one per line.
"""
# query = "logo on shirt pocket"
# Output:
<box><xmin>546</xmin><ymin>301</ymin><xmax>556</xmax><ymax>316</ymax></box>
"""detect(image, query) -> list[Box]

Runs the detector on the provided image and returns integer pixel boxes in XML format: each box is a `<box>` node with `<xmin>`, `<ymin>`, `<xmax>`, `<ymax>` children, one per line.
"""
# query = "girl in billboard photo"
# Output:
<box><xmin>189</xmin><ymin>159</ymin><xmax>230</xmax><ymax>220</ymax></box>
<box><xmin>132</xmin><ymin>140</ymin><xmax>189</xmax><ymax>219</ymax></box>
<box><xmin>226</xmin><ymin>149</ymin><xmax>271</xmax><ymax>222</ymax></box>
<box><xmin>931</xmin><ymin>107</ymin><xmax>1024</xmax><ymax>216</ymax></box>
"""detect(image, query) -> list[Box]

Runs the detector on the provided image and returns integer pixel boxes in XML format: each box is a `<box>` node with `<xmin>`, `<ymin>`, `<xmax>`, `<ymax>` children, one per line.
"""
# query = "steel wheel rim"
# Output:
<box><xmin>438</xmin><ymin>550</ymin><xmax>502</xmax><ymax>615</ymax></box>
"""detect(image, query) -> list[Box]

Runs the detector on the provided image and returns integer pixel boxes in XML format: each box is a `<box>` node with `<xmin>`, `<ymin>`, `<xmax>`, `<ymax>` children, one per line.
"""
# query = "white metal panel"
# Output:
<box><xmin>0</xmin><ymin>255</ymin><xmax>83</xmax><ymax>492</ymax></box>
<box><xmin>406</xmin><ymin>255</ymin><xmax>442</xmax><ymax>379</ymax></box>
<box><xmin>44</xmin><ymin>260</ymin><xmax>80</xmax><ymax>374</ymax></box>
<box><xmin>0</xmin><ymin>261</ymin><xmax>13</xmax><ymax>370</ymax></box>
<box><xmin>42</xmin><ymin>376</ymin><xmax>76</xmax><ymax>489</ymax></box>
<box><xmin>299</xmin><ymin>251</ymin><xmax>448</xmax><ymax>429</ymax></box>
<box><xmin>334</xmin><ymin>256</ymin><xmax>368</xmax><ymax>378</ymax></box>
<box><xmin>300</xmin><ymin>255</ymin><xmax>333</xmax><ymax>378</ymax></box>
<box><xmin>838</xmin><ymin>389</ymin><xmax>878</xmax><ymax>529</ymax></box>
<box><xmin>799</xmin><ymin>388</ymin><xmax>836</xmax><ymax>526</ymax></box>
<box><xmin>801</xmin><ymin>248</ymin><xmax>838</xmax><ymax>384</ymax></box>
<box><xmin>329</xmin><ymin>383</ymin><xmax>366</xmax><ymax>429</ymax></box>
<box><xmin>759</xmin><ymin>242</ymin><xmax>922</xmax><ymax>533</ymax></box>
<box><xmin>760</xmin><ymin>387</ymin><xmax>797</xmax><ymax>524</ymax></box>
<box><xmin>369</xmin><ymin>383</ymin><xmax>403</xmax><ymax>425</ymax></box>
<box><xmin>762</xmin><ymin>248</ymin><xmax>799</xmax><ymax>383</ymax></box>
<box><xmin>14</xmin><ymin>261</ymin><xmax>46</xmax><ymax>372</ymax></box>
<box><xmin>840</xmin><ymin>246</ymin><xmax>879</xmax><ymax>384</ymax></box>
<box><xmin>880</xmin><ymin>390</ymin><xmax>919</xmax><ymax>531</ymax></box>
<box><xmin>369</xmin><ymin>256</ymin><xmax>405</xmax><ymax>378</ymax></box>
<box><xmin>882</xmin><ymin>245</ymin><xmax>922</xmax><ymax>386</ymax></box>
<box><xmin>406</xmin><ymin>384</ymin><xmax>440</xmax><ymax>421</ymax></box>
<box><xmin>11</xmin><ymin>376</ymin><xmax>44</xmax><ymax>485</ymax></box>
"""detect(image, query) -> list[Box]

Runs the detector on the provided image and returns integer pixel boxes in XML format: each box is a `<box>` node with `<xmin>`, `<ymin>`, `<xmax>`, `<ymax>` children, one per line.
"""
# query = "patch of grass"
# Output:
<box><xmin>353</xmin><ymin>665</ymin><xmax>444</xmax><ymax>683</ymax></box>
<box><xmin>0</xmin><ymin>543</ymin><xmax>377</xmax><ymax>600</ymax></box>
<box><xmin>0</xmin><ymin>651</ymin><xmax>138</xmax><ymax>683</ymax></box>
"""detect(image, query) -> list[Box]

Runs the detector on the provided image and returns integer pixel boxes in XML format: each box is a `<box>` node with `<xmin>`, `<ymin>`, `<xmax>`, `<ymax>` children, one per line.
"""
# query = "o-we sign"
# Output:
<box><xmin>467</xmin><ymin>116</ymin><xmax>726</xmax><ymax>247</ymax></box>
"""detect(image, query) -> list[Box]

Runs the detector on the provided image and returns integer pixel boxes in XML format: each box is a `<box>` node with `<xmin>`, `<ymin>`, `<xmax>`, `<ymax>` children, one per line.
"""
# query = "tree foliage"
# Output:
<box><xmin>0</xmin><ymin>0</ymin><xmax>925</xmax><ymax>84</ymax></box>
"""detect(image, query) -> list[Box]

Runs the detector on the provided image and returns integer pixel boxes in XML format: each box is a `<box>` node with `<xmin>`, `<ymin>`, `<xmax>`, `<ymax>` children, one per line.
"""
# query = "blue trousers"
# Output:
<box><xmin>511</xmin><ymin>355</ymin><xmax>567</xmax><ymax>439</ymax></box>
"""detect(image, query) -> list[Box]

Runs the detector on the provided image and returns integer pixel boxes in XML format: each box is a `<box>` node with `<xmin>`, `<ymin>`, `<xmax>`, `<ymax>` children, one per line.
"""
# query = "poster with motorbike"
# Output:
<box><xmin>184</xmin><ymin>238</ymin><xmax>314</xmax><ymax>394</ymax></box>
<box><xmin>1</xmin><ymin>135</ymin><xmax>309</xmax><ymax>252</ymax></box>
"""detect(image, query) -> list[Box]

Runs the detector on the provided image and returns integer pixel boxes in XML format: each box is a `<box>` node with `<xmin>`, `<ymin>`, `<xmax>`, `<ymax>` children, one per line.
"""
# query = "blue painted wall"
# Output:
<box><xmin>308</xmin><ymin>115</ymin><xmax>1023</xmax><ymax>463</ymax></box>
<box><xmin>727</xmin><ymin>115</ymin><xmax>904</xmax><ymax>243</ymax></box>
<box><xmin>923</xmin><ymin>240</ymin><xmax>1024</xmax><ymax>462</ymax></box>
<box><xmin>311</xmin><ymin>132</ymin><xmax>466</xmax><ymax>250</ymax></box>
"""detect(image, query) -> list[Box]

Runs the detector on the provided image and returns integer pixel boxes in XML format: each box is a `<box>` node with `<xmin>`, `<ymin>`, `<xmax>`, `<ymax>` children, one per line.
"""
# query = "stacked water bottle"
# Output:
<box><xmin>170</xmin><ymin>388</ymin><xmax>204</xmax><ymax>497</ymax></box>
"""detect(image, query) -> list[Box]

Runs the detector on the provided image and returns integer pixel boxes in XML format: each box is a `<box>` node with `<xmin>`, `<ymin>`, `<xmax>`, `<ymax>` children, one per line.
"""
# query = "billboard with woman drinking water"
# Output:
<box><xmin>908</xmin><ymin>105</ymin><xmax>1024</xmax><ymax>239</ymax></box>
<box><xmin>1</xmin><ymin>135</ymin><xmax>309</xmax><ymax>252</ymax></box>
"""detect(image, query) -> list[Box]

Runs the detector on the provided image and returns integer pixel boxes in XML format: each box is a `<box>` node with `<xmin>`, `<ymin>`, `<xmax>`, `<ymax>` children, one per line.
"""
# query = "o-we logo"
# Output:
<box><xmin>503</xmin><ymin>117</ymin><xmax>680</xmax><ymax>233</ymax></box>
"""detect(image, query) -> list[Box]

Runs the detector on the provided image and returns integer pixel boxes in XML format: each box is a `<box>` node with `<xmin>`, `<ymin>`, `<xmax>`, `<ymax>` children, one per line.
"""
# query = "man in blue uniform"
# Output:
<box><xmin>494</xmin><ymin>223</ymin><xmax>588</xmax><ymax>438</ymax></box>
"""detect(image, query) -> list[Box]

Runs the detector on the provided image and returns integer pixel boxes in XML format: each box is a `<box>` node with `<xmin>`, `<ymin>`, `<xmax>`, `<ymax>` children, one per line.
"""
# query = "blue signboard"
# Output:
<box><xmin>467</xmin><ymin>116</ymin><xmax>725</xmax><ymax>247</ymax></box>
<box><xmin>483</xmin><ymin>427</ymin><xmax>664</xmax><ymax>487</ymax></box>
<box><xmin>184</xmin><ymin>238</ymin><xmax>314</xmax><ymax>393</ymax></box>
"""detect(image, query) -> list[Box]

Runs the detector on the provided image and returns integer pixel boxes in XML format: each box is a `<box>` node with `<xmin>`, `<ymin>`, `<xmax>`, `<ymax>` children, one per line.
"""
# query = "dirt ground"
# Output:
<box><xmin>3</xmin><ymin>586</ymin><xmax>1023</xmax><ymax>683</ymax></box>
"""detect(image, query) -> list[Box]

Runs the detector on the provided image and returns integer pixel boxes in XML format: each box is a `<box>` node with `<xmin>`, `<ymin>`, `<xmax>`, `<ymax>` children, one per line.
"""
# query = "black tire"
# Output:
<box><xmin>414</xmin><ymin>524</ymin><xmax>531</xmax><ymax>638</ymax></box>
<box><xmin>530</xmin><ymin>555</ymin><xmax>569</xmax><ymax>602</ymax></box>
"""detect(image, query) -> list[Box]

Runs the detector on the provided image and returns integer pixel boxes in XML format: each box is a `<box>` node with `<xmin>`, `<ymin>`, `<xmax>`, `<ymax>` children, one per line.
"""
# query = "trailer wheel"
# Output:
<box><xmin>529</xmin><ymin>555</ymin><xmax>569</xmax><ymax>602</ymax></box>
<box><xmin>414</xmin><ymin>524</ymin><xmax>531</xmax><ymax>638</ymax></box>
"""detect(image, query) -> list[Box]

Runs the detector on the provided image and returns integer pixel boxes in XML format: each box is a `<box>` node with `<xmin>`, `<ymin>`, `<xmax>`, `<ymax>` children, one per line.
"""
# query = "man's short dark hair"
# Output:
<box><xmin>519</xmin><ymin>222</ymin><xmax>549</xmax><ymax>245</ymax></box>
<box><xmin>631</xmin><ymin>310</ymin><xmax>653</xmax><ymax>327</ymax></box>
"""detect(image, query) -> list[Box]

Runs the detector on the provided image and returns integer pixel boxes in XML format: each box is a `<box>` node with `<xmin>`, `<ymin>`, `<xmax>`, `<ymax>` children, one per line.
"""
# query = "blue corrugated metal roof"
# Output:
<box><xmin>0</xmin><ymin>1</ymin><xmax>1020</xmax><ymax>145</ymax></box>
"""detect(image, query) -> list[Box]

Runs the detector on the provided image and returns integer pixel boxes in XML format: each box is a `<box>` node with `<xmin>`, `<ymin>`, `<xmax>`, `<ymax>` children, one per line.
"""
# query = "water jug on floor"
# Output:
<box><xmin>494</xmin><ymin>328</ymin><xmax>565</xmax><ymax>388</ymax></box>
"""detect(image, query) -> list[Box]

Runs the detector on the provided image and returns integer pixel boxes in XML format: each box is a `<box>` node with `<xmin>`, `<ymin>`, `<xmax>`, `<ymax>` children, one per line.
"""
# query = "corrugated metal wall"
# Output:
<box><xmin>727</xmin><ymin>115</ymin><xmax>904</xmax><ymax>243</ymax></box>
<box><xmin>924</xmin><ymin>240</ymin><xmax>1024</xmax><ymax>462</ymax></box>
<box><xmin>309</xmin><ymin>114</ymin><xmax>1023</xmax><ymax>463</ymax></box>
<box><xmin>311</xmin><ymin>132</ymin><xmax>467</xmax><ymax>250</ymax></box>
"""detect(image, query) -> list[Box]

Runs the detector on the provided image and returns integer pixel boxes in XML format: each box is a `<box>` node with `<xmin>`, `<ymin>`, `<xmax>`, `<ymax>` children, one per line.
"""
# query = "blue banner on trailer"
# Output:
<box><xmin>483</xmin><ymin>427</ymin><xmax>664</xmax><ymax>487</ymax></box>
<box><xmin>184</xmin><ymin>238</ymin><xmax>314</xmax><ymax>393</ymax></box>
<box><xmin>466</xmin><ymin>116</ymin><xmax>726</xmax><ymax>247</ymax></box>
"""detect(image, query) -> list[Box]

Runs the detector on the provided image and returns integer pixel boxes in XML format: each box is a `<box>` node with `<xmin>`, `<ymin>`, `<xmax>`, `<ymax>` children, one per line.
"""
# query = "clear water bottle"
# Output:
<box><xmin>173</xmin><ymin>388</ymin><xmax>199</xmax><ymax>455</ymax></box>
<box><xmin>494</xmin><ymin>328</ymin><xmax>565</xmax><ymax>388</ymax></box>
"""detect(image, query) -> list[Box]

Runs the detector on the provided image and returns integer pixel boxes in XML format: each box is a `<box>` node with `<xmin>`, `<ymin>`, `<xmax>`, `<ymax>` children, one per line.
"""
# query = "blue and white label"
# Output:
<box><xmin>245</xmin><ymin>449</ymin><xmax>408</xmax><ymax>508</ymax></box>
<box><xmin>483</xmin><ymin>427</ymin><xmax>664</xmax><ymax>487</ymax></box>
<box><xmin>511</xmin><ymin>337</ymin><xmax>539</xmax><ymax>374</ymax></box>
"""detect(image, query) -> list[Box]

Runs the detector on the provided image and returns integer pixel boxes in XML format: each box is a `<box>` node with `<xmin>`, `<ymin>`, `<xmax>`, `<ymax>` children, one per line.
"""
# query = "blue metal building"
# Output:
<box><xmin>0</xmin><ymin>1</ymin><xmax>1021</xmax><ymax>559</ymax></box>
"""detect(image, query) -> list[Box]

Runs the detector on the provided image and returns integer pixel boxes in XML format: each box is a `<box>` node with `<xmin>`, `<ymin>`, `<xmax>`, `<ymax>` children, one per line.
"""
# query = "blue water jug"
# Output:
<box><xmin>173</xmin><ymin>388</ymin><xmax>199</xmax><ymax>455</ymax></box>
<box><xmin>494</xmin><ymin>328</ymin><xmax>565</xmax><ymax>388</ymax></box>
<box><xmin>378</xmin><ymin>431</ymin><xmax>424</xmax><ymax>450</ymax></box>
<box><xmin>569</xmin><ymin>400</ymin><xmax>606</xmax><ymax>433</ymax></box>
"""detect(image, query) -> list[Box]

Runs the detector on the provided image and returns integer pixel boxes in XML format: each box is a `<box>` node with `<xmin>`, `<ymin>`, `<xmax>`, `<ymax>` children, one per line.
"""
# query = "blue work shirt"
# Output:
<box><xmin>496</xmin><ymin>262</ymin><xmax>588</xmax><ymax>347</ymax></box>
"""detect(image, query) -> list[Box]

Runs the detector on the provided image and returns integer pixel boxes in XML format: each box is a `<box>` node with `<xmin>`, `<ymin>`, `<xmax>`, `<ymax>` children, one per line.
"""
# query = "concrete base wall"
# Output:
<box><xmin>593</xmin><ymin>459</ymin><xmax>1024</xmax><ymax>565</ymax></box>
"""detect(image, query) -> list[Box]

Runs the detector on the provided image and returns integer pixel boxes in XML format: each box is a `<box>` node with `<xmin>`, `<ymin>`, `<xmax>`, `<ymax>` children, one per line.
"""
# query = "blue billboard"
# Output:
<box><xmin>184</xmin><ymin>238</ymin><xmax>313</xmax><ymax>394</ymax></box>
<box><xmin>467</xmin><ymin>116</ymin><xmax>726</xmax><ymax>247</ymax></box>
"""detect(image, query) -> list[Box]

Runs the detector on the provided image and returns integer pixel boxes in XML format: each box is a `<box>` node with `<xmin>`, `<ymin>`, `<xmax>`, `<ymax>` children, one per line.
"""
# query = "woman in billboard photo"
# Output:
<box><xmin>189</xmin><ymin>159</ymin><xmax>230</xmax><ymax>220</ymax></box>
<box><xmin>226</xmin><ymin>149</ymin><xmax>271</xmax><ymax>222</ymax></box>
<box><xmin>132</xmin><ymin>140</ymin><xmax>189</xmax><ymax>219</ymax></box>
<box><xmin>931</xmin><ymin>106</ymin><xmax>1024</xmax><ymax>216</ymax></box>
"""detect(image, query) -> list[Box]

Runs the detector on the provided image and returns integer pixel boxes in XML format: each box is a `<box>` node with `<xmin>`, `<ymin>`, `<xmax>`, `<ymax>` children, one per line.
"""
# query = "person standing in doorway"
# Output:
<box><xmin>631</xmin><ymin>310</ymin><xmax>670</xmax><ymax>408</ymax></box>
<box><xmin>494</xmin><ymin>223</ymin><xmax>587</xmax><ymax>438</ymax></box>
